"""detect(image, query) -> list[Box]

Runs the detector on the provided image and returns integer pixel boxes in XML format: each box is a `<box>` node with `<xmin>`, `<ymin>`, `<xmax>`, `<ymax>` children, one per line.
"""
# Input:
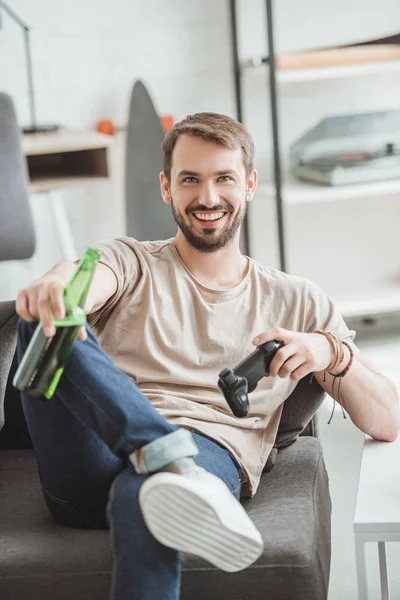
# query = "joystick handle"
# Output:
<box><xmin>218</xmin><ymin>368</ymin><xmax>249</xmax><ymax>417</ymax></box>
<box><xmin>235</xmin><ymin>340</ymin><xmax>283</xmax><ymax>393</ymax></box>
<box><xmin>218</xmin><ymin>339</ymin><xmax>283</xmax><ymax>418</ymax></box>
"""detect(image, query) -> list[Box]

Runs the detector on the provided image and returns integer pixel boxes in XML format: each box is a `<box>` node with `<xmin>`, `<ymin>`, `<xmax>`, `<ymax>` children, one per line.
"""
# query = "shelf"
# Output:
<box><xmin>22</xmin><ymin>129</ymin><xmax>114</xmax><ymax>156</ymax></box>
<box><xmin>29</xmin><ymin>174</ymin><xmax>109</xmax><ymax>194</ymax></box>
<box><xmin>257</xmin><ymin>172</ymin><xmax>400</xmax><ymax>205</ymax></box>
<box><xmin>23</xmin><ymin>131</ymin><xmax>112</xmax><ymax>194</ymax></box>
<box><xmin>242</xmin><ymin>58</ymin><xmax>400</xmax><ymax>84</ymax></box>
<box><xmin>335</xmin><ymin>286</ymin><xmax>400</xmax><ymax>319</ymax></box>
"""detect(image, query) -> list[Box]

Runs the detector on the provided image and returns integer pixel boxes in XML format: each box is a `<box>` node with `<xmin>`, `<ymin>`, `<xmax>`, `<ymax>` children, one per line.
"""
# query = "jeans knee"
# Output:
<box><xmin>107</xmin><ymin>467</ymin><xmax>147</xmax><ymax>529</ymax></box>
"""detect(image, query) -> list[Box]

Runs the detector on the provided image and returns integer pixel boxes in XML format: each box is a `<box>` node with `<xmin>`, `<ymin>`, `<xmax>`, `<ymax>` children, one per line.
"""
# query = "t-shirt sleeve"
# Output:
<box><xmin>87</xmin><ymin>237</ymin><xmax>142</xmax><ymax>326</ymax></box>
<box><xmin>304</xmin><ymin>280</ymin><xmax>356</xmax><ymax>343</ymax></box>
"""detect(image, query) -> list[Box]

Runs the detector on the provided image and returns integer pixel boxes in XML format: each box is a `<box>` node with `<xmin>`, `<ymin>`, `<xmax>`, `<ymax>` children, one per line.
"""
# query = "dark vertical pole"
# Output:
<box><xmin>229</xmin><ymin>0</ymin><xmax>250</xmax><ymax>257</ymax></box>
<box><xmin>24</xmin><ymin>27</ymin><xmax>37</xmax><ymax>130</ymax></box>
<box><xmin>229</xmin><ymin>0</ymin><xmax>243</xmax><ymax>122</ymax></box>
<box><xmin>2</xmin><ymin>1</ymin><xmax>37</xmax><ymax>131</ymax></box>
<box><xmin>265</xmin><ymin>0</ymin><xmax>287</xmax><ymax>272</ymax></box>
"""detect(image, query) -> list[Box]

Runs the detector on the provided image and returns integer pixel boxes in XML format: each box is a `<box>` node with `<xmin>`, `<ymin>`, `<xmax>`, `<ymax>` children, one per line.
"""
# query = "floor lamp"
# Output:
<box><xmin>0</xmin><ymin>1</ymin><xmax>59</xmax><ymax>134</ymax></box>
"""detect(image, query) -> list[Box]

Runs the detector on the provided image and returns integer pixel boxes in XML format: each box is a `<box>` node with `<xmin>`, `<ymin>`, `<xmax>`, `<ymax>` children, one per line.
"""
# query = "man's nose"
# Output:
<box><xmin>199</xmin><ymin>183</ymin><xmax>219</xmax><ymax>208</ymax></box>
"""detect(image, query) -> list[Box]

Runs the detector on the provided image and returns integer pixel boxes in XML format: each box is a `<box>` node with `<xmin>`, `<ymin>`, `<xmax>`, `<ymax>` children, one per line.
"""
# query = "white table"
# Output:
<box><xmin>353</xmin><ymin>434</ymin><xmax>400</xmax><ymax>600</ymax></box>
<box><xmin>22</xmin><ymin>129</ymin><xmax>114</xmax><ymax>261</ymax></box>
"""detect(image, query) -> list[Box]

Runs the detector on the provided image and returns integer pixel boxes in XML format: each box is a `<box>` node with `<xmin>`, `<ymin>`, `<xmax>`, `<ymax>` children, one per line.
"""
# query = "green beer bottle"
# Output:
<box><xmin>13</xmin><ymin>248</ymin><xmax>100</xmax><ymax>399</ymax></box>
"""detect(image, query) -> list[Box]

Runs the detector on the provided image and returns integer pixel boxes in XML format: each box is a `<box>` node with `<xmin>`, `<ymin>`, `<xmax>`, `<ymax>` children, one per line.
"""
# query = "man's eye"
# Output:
<box><xmin>183</xmin><ymin>177</ymin><xmax>198</xmax><ymax>183</ymax></box>
<box><xmin>218</xmin><ymin>176</ymin><xmax>233</xmax><ymax>182</ymax></box>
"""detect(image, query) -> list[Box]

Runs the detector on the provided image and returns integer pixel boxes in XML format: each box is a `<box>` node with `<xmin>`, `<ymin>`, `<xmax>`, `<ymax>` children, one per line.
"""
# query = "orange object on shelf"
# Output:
<box><xmin>160</xmin><ymin>115</ymin><xmax>175</xmax><ymax>132</ymax></box>
<box><xmin>96</xmin><ymin>119</ymin><xmax>115</xmax><ymax>136</ymax></box>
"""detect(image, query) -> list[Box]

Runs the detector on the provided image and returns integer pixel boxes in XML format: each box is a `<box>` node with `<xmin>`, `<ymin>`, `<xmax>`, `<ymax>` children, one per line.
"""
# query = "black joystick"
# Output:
<box><xmin>218</xmin><ymin>340</ymin><xmax>283</xmax><ymax>418</ymax></box>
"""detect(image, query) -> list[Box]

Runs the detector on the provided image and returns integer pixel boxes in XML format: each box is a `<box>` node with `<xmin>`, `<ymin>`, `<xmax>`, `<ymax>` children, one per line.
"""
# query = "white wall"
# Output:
<box><xmin>0</xmin><ymin>0</ymin><xmax>237</xmax><ymax>297</ymax></box>
<box><xmin>237</xmin><ymin>0</ymin><xmax>400</xmax><ymax>58</ymax></box>
<box><xmin>1</xmin><ymin>0</ymin><xmax>236</xmax><ymax>130</ymax></box>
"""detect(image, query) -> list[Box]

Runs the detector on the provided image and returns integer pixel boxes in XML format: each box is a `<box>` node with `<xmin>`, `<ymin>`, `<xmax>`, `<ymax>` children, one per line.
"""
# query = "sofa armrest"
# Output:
<box><xmin>0</xmin><ymin>301</ymin><xmax>18</xmax><ymax>431</ymax></box>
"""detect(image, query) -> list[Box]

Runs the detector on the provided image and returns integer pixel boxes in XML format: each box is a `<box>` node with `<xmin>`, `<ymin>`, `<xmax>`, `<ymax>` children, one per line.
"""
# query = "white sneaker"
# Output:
<box><xmin>139</xmin><ymin>465</ymin><xmax>264</xmax><ymax>572</ymax></box>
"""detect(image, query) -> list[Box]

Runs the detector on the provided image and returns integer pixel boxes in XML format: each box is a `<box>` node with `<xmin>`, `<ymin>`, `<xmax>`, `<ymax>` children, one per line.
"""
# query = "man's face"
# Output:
<box><xmin>160</xmin><ymin>135</ymin><xmax>257</xmax><ymax>253</ymax></box>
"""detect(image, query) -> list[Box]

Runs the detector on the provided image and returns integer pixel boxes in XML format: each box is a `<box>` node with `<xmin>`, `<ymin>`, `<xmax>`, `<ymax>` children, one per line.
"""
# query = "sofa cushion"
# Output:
<box><xmin>182</xmin><ymin>436</ymin><xmax>331</xmax><ymax>600</ymax></box>
<box><xmin>0</xmin><ymin>450</ymin><xmax>111</xmax><ymax>600</ymax></box>
<box><xmin>0</xmin><ymin>438</ymin><xmax>330</xmax><ymax>600</ymax></box>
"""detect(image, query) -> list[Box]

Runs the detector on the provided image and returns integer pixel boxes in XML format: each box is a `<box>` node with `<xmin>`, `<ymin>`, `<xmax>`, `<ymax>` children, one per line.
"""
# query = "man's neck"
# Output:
<box><xmin>173</xmin><ymin>233</ymin><xmax>249</xmax><ymax>291</ymax></box>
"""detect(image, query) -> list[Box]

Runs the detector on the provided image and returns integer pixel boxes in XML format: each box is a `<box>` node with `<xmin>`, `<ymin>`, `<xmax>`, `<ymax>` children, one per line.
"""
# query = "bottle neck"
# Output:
<box><xmin>64</xmin><ymin>249</ymin><xmax>100</xmax><ymax>313</ymax></box>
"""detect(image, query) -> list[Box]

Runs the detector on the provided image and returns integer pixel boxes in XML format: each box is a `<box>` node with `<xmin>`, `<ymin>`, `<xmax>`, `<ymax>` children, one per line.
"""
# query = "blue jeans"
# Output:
<box><xmin>17</xmin><ymin>320</ymin><xmax>242</xmax><ymax>600</ymax></box>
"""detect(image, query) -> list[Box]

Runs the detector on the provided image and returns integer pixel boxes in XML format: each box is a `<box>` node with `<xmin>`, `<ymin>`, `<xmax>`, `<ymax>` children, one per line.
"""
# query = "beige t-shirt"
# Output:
<box><xmin>88</xmin><ymin>237</ymin><xmax>355</xmax><ymax>497</ymax></box>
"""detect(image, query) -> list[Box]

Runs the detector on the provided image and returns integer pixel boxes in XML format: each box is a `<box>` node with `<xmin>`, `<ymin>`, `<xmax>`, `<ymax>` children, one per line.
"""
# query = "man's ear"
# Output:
<box><xmin>160</xmin><ymin>172</ymin><xmax>172</xmax><ymax>205</ymax></box>
<box><xmin>246</xmin><ymin>169</ymin><xmax>258</xmax><ymax>202</ymax></box>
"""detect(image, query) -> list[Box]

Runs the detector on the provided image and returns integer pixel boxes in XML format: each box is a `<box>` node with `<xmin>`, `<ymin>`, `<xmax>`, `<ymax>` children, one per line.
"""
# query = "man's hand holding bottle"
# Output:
<box><xmin>16</xmin><ymin>261</ymin><xmax>87</xmax><ymax>341</ymax></box>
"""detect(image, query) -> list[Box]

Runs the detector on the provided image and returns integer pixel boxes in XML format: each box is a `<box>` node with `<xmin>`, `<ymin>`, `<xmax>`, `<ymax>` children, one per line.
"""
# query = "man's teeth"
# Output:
<box><xmin>193</xmin><ymin>212</ymin><xmax>225</xmax><ymax>221</ymax></box>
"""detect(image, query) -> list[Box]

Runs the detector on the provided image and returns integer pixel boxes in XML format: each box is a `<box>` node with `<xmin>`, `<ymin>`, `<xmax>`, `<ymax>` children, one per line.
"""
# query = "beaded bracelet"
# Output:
<box><xmin>313</xmin><ymin>330</ymin><xmax>354</xmax><ymax>425</ymax></box>
<box><xmin>314</xmin><ymin>329</ymin><xmax>339</xmax><ymax>371</ymax></box>
<box><xmin>329</xmin><ymin>340</ymin><xmax>354</xmax><ymax>378</ymax></box>
<box><xmin>327</xmin><ymin>332</ymin><xmax>344</xmax><ymax>372</ymax></box>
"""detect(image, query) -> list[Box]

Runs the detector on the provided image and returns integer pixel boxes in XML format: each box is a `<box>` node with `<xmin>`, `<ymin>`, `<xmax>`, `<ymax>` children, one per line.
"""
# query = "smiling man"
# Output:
<box><xmin>162</xmin><ymin>134</ymin><xmax>253</xmax><ymax>254</ymax></box>
<box><xmin>15</xmin><ymin>113</ymin><xmax>400</xmax><ymax>600</ymax></box>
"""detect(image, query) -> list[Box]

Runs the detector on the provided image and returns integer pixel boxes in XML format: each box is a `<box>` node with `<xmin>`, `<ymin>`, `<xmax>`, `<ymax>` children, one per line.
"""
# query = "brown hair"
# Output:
<box><xmin>162</xmin><ymin>112</ymin><xmax>254</xmax><ymax>181</ymax></box>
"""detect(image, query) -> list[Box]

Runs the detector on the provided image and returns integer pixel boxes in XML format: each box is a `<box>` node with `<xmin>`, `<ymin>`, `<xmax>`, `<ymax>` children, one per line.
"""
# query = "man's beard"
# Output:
<box><xmin>170</xmin><ymin>197</ymin><xmax>247</xmax><ymax>253</ymax></box>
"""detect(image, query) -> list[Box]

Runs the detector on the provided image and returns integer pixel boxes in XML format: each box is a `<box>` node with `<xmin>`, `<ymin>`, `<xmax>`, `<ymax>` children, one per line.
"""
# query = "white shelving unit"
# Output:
<box><xmin>230</xmin><ymin>0</ymin><xmax>400</xmax><ymax>323</ymax></box>
<box><xmin>239</xmin><ymin>48</ymin><xmax>400</xmax><ymax>321</ymax></box>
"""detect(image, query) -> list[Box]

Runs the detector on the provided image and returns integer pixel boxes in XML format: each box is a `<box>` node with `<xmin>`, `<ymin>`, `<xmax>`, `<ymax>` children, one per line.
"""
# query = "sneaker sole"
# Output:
<box><xmin>139</xmin><ymin>474</ymin><xmax>263</xmax><ymax>572</ymax></box>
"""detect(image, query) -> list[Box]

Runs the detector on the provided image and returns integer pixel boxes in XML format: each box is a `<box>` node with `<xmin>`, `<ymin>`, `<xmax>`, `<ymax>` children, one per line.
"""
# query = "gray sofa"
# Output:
<box><xmin>0</xmin><ymin>301</ymin><xmax>331</xmax><ymax>600</ymax></box>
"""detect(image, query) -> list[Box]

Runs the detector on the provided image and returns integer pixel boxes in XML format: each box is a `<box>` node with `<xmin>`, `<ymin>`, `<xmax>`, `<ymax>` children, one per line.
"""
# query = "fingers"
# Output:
<box><xmin>16</xmin><ymin>278</ymin><xmax>66</xmax><ymax>338</ymax></box>
<box><xmin>15</xmin><ymin>288</ymin><xmax>34</xmax><ymax>322</ymax></box>
<box><xmin>253</xmin><ymin>329</ymin><xmax>317</xmax><ymax>381</ymax></box>
<box><xmin>252</xmin><ymin>327</ymin><xmax>290</xmax><ymax>346</ymax></box>
<box><xmin>278</xmin><ymin>355</ymin><xmax>307</xmax><ymax>381</ymax></box>
<box><xmin>49</xmin><ymin>282</ymin><xmax>65</xmax><ymax>320</ymax></box>
<box><xmin>37</xmin><ymin>287</ymin><xmax>56</xmax><ymax>337</ymax></box>
<box><xmin>27</xmin><ymin>288</ymin><xmax>39</xmax><ymax>322</ymax></box>
<box><xmin>269</xmin><ymin>342</ymin><xmax>311</xmax><ymax>380</ymax></box>
<box><xmin>16</xmin><ymin>279</ymin><xmax>87</xmax><ymax>342</ymax></box>
<box><xmin>78</xmin><ymin>326</ymin><xmax>87</xmax><ymax>342</ymax></box>
<box><xmin>268</xmin><ymin>343</ymin><xmax>298</xmax><ymax>377</ymax></box>
<box><xmin>290</xmin><ymin>364</ymin><xmax>312</xmax><ymax>382</ymax></box>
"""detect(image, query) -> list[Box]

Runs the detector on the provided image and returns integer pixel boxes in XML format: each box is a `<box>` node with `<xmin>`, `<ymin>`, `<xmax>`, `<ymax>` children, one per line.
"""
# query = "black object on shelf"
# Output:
<box><xmin>0</xmin><ymin>1</ymin><xmax>59</xmax><ymax>134</ymax></box>
<box><xmin>229</xmin><ymin>0</ymin><xmax>287</xmax><ymax>273</ymax></box>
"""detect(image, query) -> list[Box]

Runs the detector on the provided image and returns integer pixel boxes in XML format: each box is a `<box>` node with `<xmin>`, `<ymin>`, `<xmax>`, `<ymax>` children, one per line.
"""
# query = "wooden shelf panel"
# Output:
<box><xmin>22</xmin><ymin>129</ymin><xmax>114</xmax><ymax>156</ymax></box>
<box><xmin>242</xmin><ymin>44</ymin><xmax>400</xmax><ymax>83</ymax></box>
<box><xmin>275</xmin><ymin>59</ymin><xmax>400</xmax><ymax>83</ymax></box>
<box><xmin>29</xmin><ymin>174</ymin><xmax>109</xmax><ymax>194</ymax></box>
